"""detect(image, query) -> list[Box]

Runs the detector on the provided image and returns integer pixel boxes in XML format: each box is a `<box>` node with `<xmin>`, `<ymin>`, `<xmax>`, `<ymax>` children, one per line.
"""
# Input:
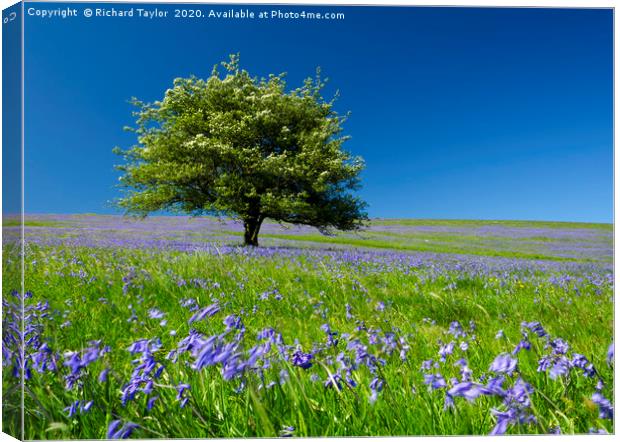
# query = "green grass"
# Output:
<box><xmin>370</xmin><ymin>218</ymin><xmax>613</xmax><ymax>231</ymax></box>
<box><xmin>2</xmin><ymin>220</ymin><xmax>67</xmax><ymax>228</ymax></box>
<box><xmin>2</xmin><ymin>237</ymin><xmax>613</xmax><ymax>439</ymax></box>
<box><xmin>257</xmin><ymin>232</ymin><xmax>582</xmax><ymax>262</ymax></box>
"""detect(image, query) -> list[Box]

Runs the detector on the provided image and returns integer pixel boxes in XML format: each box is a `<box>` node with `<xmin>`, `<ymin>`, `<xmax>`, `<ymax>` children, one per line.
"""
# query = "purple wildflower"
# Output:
<box><xmin>592</xmin><ymin>392</ymin><xmax>613</xmax><ymax>419</ymax></box>
<box><xmin>424</xmin><ymin>373</ymin><xmax>447</xmax><ymax>390</ymax></box>
<box><xmin>148</xmin><ymin>309</ymin><xmax>165</xmax><ymax>319</ymax></box>
<box><xmin>223</xmin><ymin>314</ymin><xmax>243</xmax><ymax>331</ymax></box>
<box><xmin>279</xmin><ymin>426</ymin><xmax>295</xmax><ymax>437</ymax></box>
<box><xmin>537</xmin><ymin>355</ymin><xmax>552</xmax><ymax>373</ymax></box>
<box><xmin>445</xmin><ymin>382</ymin><xmax>493</xmax><ymax>408</ymax></box>
<box><xmin>438</xmin><ymin>341</ymin><xmax>455</xmax><ymax>361</ymax></box>
<box><xmin>549</xmin><ymin>356</ymin><xmax>571</xmax><ymax>380</ymax></box>
<box><xmin>108</xmin><ymin>421</ymin><xmax>139</xmax><ymax>439</ymax></box>
<box><xmin>64</xmin><ymin>400</ymin><xmax>79</xmax><ymax>417</ymax></box>
<box><xmin>490</xmin><ymin>353</ymin><xmax>518</xmax><ymax>375</ymax></box>
<box><xmin>188</xmin><ymin>303</ymin><xmax>220</xmax><ymax>324</ymax></box>
<box><xmin>98</xmin><ymin>368</ymin><xmax>110</xmax><ymax>383</ymax></box>
<box><xmin>589</xmin><ymin>428</ymin><xmax>609</xmax><ymax>434</ymax></box>
<box><xmin>571</xmin><ymin>354</ymin><xmax>596</xmax><ymax>378</ymax></box>
<box><xmin>549</xmin><ymin>338</ymin><xmax>569</xmax><ymax>355</ymax></box>
<box><xmin>291</xmin><ymin>350</ymin><xmax>313</xmax><ymax>369</ymax></box>
<box><xmin>521</xmin><ymin>321</ymin><xmax>547</xmax><ymax>338</ymax></box>
<box><xmin>448</xmin><ymin>321</ymin><xmax>466</xmax><ymax>339</ymax></box>
<box><xmin>107</xmin><ymin>421</ymin><xmax>122</xmax><ymax>438</ymax></box>
<box><xmin>512</xmin><ymin>339</ymin><xmax>531</xmax><ymax>355</ymax></box>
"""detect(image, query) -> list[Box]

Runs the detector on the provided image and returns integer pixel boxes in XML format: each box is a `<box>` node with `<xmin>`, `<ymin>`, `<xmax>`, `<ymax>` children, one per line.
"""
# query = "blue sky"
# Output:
<box><xmin>21</xmin><ymin>4</ymin><xmax>613</xmax><ymax>222</ymax></box>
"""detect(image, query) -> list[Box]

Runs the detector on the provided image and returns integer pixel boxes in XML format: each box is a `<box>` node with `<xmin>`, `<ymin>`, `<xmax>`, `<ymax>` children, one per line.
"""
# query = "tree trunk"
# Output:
<box><xmin>243</xmin><ymin>216</ymin><xmax>264</xmax><ymax>247</ymax></box>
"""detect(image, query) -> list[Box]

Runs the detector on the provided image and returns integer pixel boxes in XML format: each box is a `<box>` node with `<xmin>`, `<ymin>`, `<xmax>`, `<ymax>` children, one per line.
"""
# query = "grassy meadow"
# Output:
<box><xmin>2</xmin><ymin>215</ymin><xmax>614</xmax><ymax>438</ymax></box>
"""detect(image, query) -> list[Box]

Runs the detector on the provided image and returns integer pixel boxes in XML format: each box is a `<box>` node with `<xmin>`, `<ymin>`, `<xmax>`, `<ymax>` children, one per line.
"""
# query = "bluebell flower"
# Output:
<box><xmin>537</xmin><ymin>355</ymin><xmax>552</xmax><ymax>373</ymax></box>
<box><xmin>521</xmin><ymin>321</ymin><xmax>547</xmax><ymax>338</ymax></box>
<box><xmin>324</xmin><ymin>372</ymin><xmax>343</xmax><ymax>390</ymax></box>
<box><xmin>420</xmin><ymin>359</ymin><xmax>434</xmax><ymax>371</ymax></box>
<box><xmin>148</xmin><ymin>309</ymin><xmax>165</xmax><ymax>319</ymax></box>
<box><xmin>223</xmin><ymin>315</ymin><xmax>243</xmax><ymax>331</ymax></box>
<box><xmin>424</xmin><ymin>373</ymin><xmax>447</xmax><ymax>390</ymax></box>
<box><xmin>370</xmin><ymin>377</ymin><xmax>384</xmax><ymax>392</ymax></box>
<box><xmin>98</xmin><ymin>368</ymin><xmax>110</xmax><ymax>383</ymax></box>
<box><xmin>485</xmin><ymin>376</ymin><xmax>505</xmax><ymax>395</ymax></box>
<box><xmin>512</xmin><ymin>339</ymin><xmax>531</xmax><ymax>355</ymax></box>
<box><xmin>445</xmin><ymin>382</ymin><xmax>494</xmax><ymax>408</ymax></box>
<box><xmin>279</xmin><ymin>426</ymin><xmax>295</xmax><ymax>437</ymax></box>
<box><xmin>64</xmin><ymin>400</ymin><xmax>79</xmax><ymax>417</ymax></box>
<box><xmin>176</xmin><ymin>382</ymin><xmax>191</xmax><ymax>402</ymax></box>
<box><xmin>549</xmin><ymin>338</ymin><xmax>569</xmax><ymax>355</ymax></box>
<box><xmin>279</xmin><ymin>369</ymin><xmax>289</xmax><ymax>385</ymax></box>
<box><xmin>490</xmin><ymin>354</ymin><xmax>518</xmax><ymax>375</ymax></box>
<box><xmin>589</xmin><ymin>428</ymin><xmax>609</xmax><ymax>434</ymax></box>
<box><xmin>107</xmin><ymin>420</ymin><xmax>122</xmax><ymax>438</ymax></box>
<box><xmin>571</xmin><ymin>354</ymin><xmax>596</xmax><ymax>378</ymax></box>
<box><xmin>448</xmin><ymin>321</ymin><xmax>466</xmax><ymax>338</ymax></box>
<box><xmin>291</xmin><ymin>350</ymin><xmax>313</xmax><ymax>369</ymax></box>
<box><xmin>109</xmin><ymin>421</ymin><xmax>139</xmax><ymax>439</ymax></box>
<box><xmin>81</xmin><ymin>400</ymin><xmax>93</xmax><ymax>412</ymax></box>
<box><xmin>345</xmin><ymin>304</ymin><xmax>353</xmax><ymax>320</ymax></box>
<box><xmin>188</xmin><ymin>303</ymin><xmax>220</xmax><ymax>324</ymax></box>
<box><xmin>549</xmin><ymin>356</ymin><xmax>570</xmax><ymax>380</ymax></box>
<box><xmin>592</xmin><ymin>392</ymin><xmax>613</xmax><ymax>419</ymax></box>
<box><xmin>438</xmin><ymin>341</ymin><xmax>455</xmax><ymax>361</ymax></box>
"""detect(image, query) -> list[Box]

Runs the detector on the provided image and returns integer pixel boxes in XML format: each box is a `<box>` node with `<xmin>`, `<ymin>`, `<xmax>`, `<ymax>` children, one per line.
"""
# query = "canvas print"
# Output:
<box><xmin>1</xmin><ymin>1</ymin><xmax>614</xmax><ymax>439</ymax></box>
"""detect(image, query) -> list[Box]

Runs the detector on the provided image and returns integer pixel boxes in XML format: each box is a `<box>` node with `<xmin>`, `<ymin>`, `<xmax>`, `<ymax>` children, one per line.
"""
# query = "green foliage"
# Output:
<box><xmin>114</xmin><ymin>54</ymin><xmax>368</xmax><ymax>245</ymax></box>
<box><xmin>4</xmin><ymin>242</ymin><xmax>614</xmax><ymax>438</ymax></box>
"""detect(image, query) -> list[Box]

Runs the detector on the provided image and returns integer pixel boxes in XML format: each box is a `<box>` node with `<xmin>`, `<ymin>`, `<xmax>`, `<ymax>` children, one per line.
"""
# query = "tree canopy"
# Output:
<box><xmin>114</xmin><ymin>55</ymin><xmax>368</xmax><ymax>246</ymax></box>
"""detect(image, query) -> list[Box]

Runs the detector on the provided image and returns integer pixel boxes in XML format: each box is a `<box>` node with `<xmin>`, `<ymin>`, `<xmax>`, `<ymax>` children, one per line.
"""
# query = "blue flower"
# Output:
<box><xmin>64</xmin><ymin>400</ymin><xmax>79</xmax><ymax>417</ymax></box>
<box><xmin>512</xmin><ymin>339</ymin><xmax>531</xmax><ymax>355</ymax></box>
<box><xmin>549</xmin><ymin>356</ymin><xmax>571</xmax><ymax>380</ymax></box>
<box><xmin>438</xmin><ymin>341</ymin><xmax>455</xmax><ymax>361</ymax></box>
<box><xmin>370</xmin><ymin>377</ymin><xmax>384</xmax><ymax>392</ymax></box>
<box><xmin>424</xmin><ymin>373</ymin><xmax>447</xmax><ymax>390</ymax></box>
<box><xmin>291</xmin><ymin>350</ymin><xmax>313</xmax><ymax>369</ymax></box>
<box><xmin>521</xmin><ymin>321</ymin><xmax>547</xmax><ymax>338</ymax></box>
<box><xmin>490</xmin><ymin>354</ymin><xmax>518</xmax><ymax>375</ymax></box>
<box><xmin>446</xmin><ymin>382</ymin><xmax>493</xmax><ymax>405</ymax></box>
<box><xmin>107</xmin><ymin>420</ymin><xmax>139</xmax><ymax>439</ymax></box>
<box><xmin>279</xmin><ymin>426</ymin><xmax>295</xmax><ymax>437</ymax></box>
<box><xmin>148</xmin><ymin>309</ymin><xmax>165</xmax><ymax>319</ymax></box>
<box><xmin>592</xmin><ymin>392</ymin><xmax>613</xmax><ymax>419</ymax></box>
<box><xmin>549</xmin><ymin>338</ymin><xmax>569</xmax><ymax>355</ymax></box>
<box><xmin>571</xmin><ymin>354</ymin><xmax>596</xmax><ymax>378</ymax></box>
<box><xmin>146</xmin><ymin>396</ymin><xmax>158</xmax><ymax>411</ymax></box>
<box><xmin>188</xmin><ymin>303</ymin><xmax>220</xmax><ymax>324</ymax></box>
<box><xmin>107</xmin><ymin>420</ymin><xmax>122</xmax><ymax>439</ymax></box>
<box><xmin>98</xmin><ymin>368</ymin><xmax>110</xmax><ymax>383</ymax></box>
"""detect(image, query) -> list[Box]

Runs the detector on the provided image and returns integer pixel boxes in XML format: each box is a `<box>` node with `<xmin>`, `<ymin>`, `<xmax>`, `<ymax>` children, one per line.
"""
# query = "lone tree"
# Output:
<box><xmin>114</xmin><ymin>55</ymin><xmax>368</xmax><ymax>246</ymax></box>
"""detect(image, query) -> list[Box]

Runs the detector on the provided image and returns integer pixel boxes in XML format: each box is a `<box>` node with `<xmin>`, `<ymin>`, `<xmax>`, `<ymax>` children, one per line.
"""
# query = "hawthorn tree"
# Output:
<box><xmin>114</xmin><ymin>55</ymin><xmax>368</xmax><ymax>246</ymax></box>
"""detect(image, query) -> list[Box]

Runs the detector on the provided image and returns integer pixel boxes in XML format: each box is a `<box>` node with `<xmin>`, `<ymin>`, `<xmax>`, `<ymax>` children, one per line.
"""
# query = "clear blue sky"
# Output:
<box><xmin>21</xmin><ymin>4</ymin><xmax>613</xmax><ymax>222</ymax></box>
